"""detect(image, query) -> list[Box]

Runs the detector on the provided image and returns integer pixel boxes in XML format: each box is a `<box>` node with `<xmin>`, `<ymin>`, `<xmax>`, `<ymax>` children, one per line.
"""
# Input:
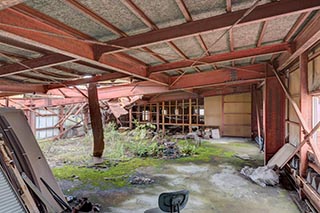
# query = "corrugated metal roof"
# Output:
<box><xmin>0</xmin><ymin>166</ymin><xmax>26</xmax><ymax>213</ymax></box>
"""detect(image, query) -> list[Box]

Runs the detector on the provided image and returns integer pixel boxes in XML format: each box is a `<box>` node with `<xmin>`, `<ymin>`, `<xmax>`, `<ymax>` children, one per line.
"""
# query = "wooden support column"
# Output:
<box><xmin>88</xmin><ymin>83</ymin><xmax>104</xmax><ymax>158</ymax></box>
<box><xmin>129</xmin><ymin>108</ymin><xmax>133</xmax><ymax>129</ymax></box>
<box><xmin>156</xmin><ymin>103</ymin><xmax>160</xmax><ymax>132</ymax></box>
<box><xmin>182</xmin><ymin>99</ymin><xmax>185</xmax><ymax>133</ymax></box>
<box><xmin>265</xmin><ymin>74</ymin><xmax>286</xmax><ymax>162</ymax></box>
<box><xmin>221</xmin><ymin>95</ymin><xmax>225</xmax><ymax>135</ymax></box>
<box><xmin>58</xmin><ymin>105</ymin><xmax>64</xmax><ymax>138</ymax></box>
<box><xmin>189</xmin><ymin>98</ymin><xmax>192</xmax><ymax>133</ymax></box>
<box><xmin>299</xmin><ymin>52</ymin><xmax>312</xmax><ymax>177</ymax></box>
<box><xmin>251</xmin><ymin>85</ymin><xmax>258</xmax><ymax>138</ymax></box>
<box><xmin>83</xmin><ymin>106</ymin><xmax>89</xmax><ymax>133</ymax></box>
<box><xmin>162</xmin><ymin>101</ymin><xmax>165</xmax><ymax>134</ymax></box>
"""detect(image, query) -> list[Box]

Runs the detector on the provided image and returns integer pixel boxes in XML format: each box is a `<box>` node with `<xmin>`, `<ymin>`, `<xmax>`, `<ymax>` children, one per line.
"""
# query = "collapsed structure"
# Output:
<box><xmin>0</xmin><ymin>0</ymin><xmax>319</xmax><ymax>211</ymax></box>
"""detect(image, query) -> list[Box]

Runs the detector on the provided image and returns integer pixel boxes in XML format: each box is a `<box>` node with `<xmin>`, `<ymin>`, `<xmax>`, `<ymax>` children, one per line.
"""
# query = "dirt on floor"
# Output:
<box><xmin>40</xmin><ymin>136</ymin><xmax>299</xmax><ymax>213</ymax></box>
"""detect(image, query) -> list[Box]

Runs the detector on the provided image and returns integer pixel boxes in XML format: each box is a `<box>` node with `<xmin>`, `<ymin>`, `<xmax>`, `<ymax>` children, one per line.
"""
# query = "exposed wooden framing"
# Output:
<box><xmin>48</xmin><ymin>73</ymin><xmax>127</xmax><ymax>90</ymax></box>
<box><xmin>54</xmin><ymin>103</ymin><xmax>80</xmax><ymax>128</ymax></box>
<box><xmin>221</xmin><ymin>95</ymin><xmax>225</xmax><ymax>135</ymax></box>
<box><xmin>189</xmin><ymin>98</ymin><xmax>192</xmax><ymax>132</ymax></box>
<box><xmin>156</xmin><ymin>103</ymin><xmax>159</xmax><ymax>131</ymax></box>
<box><xmin>299</xmin><ymin>52</ymin><xmax>312</xmax><ymax>177</ymax></box>
<box><xmin>73</xmin><ymin>86</ymin><xmax>88</xmax><ymax>99</ymax></box>
<box><xmin>149</xmin><ymin>43</ymin><xmax>291</xmax><ymax>73</ymax></box>
<box><xmin>162</xmin><ymin>101</ymin><xmax>165</xmax><ymax>133</ymax></box>
<box><xmin>95</xmin><ymin>0</ymin><xmax>320</xmax><ymax>55</ymax></box>
<box><xmin>0</xmin><ymin>9</ymin><xmax>168</xmax><ymax>86</ymax></box>
<box><xmin>270</xmin><ymin>65</ymin><xmax>320</xmax><ymax>163</ymax></box>
<box><xmin>12</xmin><ymin>4</ymin><xmax>94</xmax><ymax>39</ymax></box>
<box><xmin>129</xmin><ymin>108</ymin><xmax>132</xmax><ymax>129</ymax></box>
<box><xmin>0</xmin><ymin>54</ymin><xmax>75</xmax><ymax>77</ymax></box>
<box><xmin>229</xmin><ymin>28</ymin><xmax>235</xmax><ymax>66</ymax></box>
<box><xmin>251</xmin><ymin>21</ymin><xmax>268</xmax><ymax>64</ymax></box>
<box><xmin>58</xmin><ymin>105</ymin><xmax>64</xmax><ymax>138</ymax></box>
<box><xmin>284</xmin><ymin>12</ymin><xmax>311</xmax><ymax>42</ymax></box>
<box><xmin>88</xmin><ymin>83</ymin><xmax>104</xmax><ymax>157</ymax></box>
<box><xmin>278</xmin><ymin>12</ymin><xmax>320</xmax><ymax>70</ymax></box>
<box><xmin>226</xmin><ymin>0</ymin><xmax>232</xmax><ymax>13</ymax></box>
<box><xmin>182</xmin><ymin>99</ymin><xmax>185</xmax><ymax>132</ymax></box>
<box><xmin>169</xmin><ymin>64</ymin><xmax>266</xmax><ymax>89</ymax></box>
<box><xmin>264</xmin><ymin>74</ymin><xmax>285</xmax><ymax>162</ymax></box>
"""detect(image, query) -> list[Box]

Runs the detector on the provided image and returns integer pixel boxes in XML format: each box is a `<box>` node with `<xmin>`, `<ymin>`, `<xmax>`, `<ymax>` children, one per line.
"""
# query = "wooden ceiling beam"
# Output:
<box><xmin>0</xmin><ymin>8</ymin><xmax>168</xmax><ymax>85</ymax></box>
<box><xmin>64</xmin><ymin>0</ymin><xmax>127</xmax><ymax>37</ymax></box>
<box><xmin>12</xmin><ymin>4</ymin><xmax>93</xmax><ymax>40</ymax></box>
<box><xmin>169</xmin><ymin>64</ymin><xmax>266</xmax><ymax>89</ymax></box>
<box><xmin>94</xmin><ymin>0</ymin><xmax>320</xmax><ymax>55</ymax></box>
<box><xmin>251</xmin><ymin>21</ymin><xmax>268</xmax><ymax>64</ymax></box>
<box><xmin>47</xmin><ymin>72</ymin><xmax>128</xmax><ymax>90</ymax></box>
<box><xmin>149</xmin><ymin>43</ymin><xmax>291</xmax><ymax>73</ymax></box>
<box><xmin>0</xmin><ymin>54</ymin><xmax>75</xmax><ymax>77</ymax></box>
<box><xmin>277</xmin><ymin>12</ymin><xmax>320</xmax><ymax>70</ymax></box>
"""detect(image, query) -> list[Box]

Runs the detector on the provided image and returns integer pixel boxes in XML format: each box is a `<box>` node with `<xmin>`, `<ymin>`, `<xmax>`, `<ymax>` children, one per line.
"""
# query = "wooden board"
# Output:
<box><xmin>224</xmin><ymin>93</ymin><xmax>251</xmax><ymax>102</ymax></box>
<box><xmin>224</xmin><ymin>114</ymin><xmax>251</xmax><ymax>125</ymax></box>
<box><xmin>0</xmin><ymin>108</ymin><xmax>65</xmax><ymax>212</ymax></box>
<box><xmin>204</xmin><ymin>96</ymin><xmax>222</xmax><ymax>126</ymax></box>
<box><xmin>224</xmin><ymin>103</ymin><xmax>251</xmax><ymax>113</ymax></box>
<box><xmin>223</xmin><ymin>126</ymin><xmax>251</xmax><ymax>137</ymax></box>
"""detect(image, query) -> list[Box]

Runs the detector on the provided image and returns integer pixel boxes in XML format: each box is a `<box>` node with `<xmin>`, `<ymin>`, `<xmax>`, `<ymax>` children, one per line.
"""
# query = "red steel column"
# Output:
<box><xmin>299</xmin><ymin>52</ymin><xmax>312</xmax><ymax>177</ymax></box>
<box><xmin>264</xmin><ymin>74</ymin><xmax>286</xmax><ymax>162</ymax></box>
<box><xmin>88</xmin><ymin>83</ymin><xmax>104</xmax><ymax>158</ymax></box>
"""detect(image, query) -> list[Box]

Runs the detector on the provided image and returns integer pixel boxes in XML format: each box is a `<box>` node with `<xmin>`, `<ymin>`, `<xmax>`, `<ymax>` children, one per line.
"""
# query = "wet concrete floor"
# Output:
<box><xmin>61</xmin><ymin>139</ymin><xmax>299</xmax><ymax>213</ymax></box>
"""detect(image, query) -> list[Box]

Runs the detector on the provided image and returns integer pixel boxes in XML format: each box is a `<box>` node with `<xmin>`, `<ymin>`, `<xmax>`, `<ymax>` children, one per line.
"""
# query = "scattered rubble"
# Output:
<box><xmin>240</xmin><ymin>166</ymin><xmax>279</xmax><ymax>187</ymax></box>
<box><xmin>129</xmin><ymin>175</ymin><xmax>155</xmax><ymax>185</ymax></box>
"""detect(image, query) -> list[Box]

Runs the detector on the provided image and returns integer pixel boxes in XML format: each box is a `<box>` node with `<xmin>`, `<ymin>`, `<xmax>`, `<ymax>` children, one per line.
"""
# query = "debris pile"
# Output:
<box><xmin>162</xmin><ymin>141</ymin><xmax>181</xmax><ymax>159</ymax></box>
<box><xmin>129</xmin><ymin>175</ymin><xmax>155</xmax><ymax>185</ymax></box>
<box><xmin>240</xmin><ymin>166</ymin><xmax>279</xmax><ymax>187</ymax></box>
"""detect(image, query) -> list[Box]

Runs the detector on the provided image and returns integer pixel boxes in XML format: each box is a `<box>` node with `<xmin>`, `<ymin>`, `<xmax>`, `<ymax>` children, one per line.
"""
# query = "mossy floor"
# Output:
<box><xmin>41</xmin><ymin>137</ymin><xmax>298</xmax><ymax>212</ymax></box>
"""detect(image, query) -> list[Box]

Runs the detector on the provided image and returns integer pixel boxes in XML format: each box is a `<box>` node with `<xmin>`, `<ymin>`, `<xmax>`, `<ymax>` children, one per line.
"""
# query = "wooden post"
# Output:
<box><xmin>156</xmin><ymin>103</ymin><xmax>160</xmax><ymax>132</ymax></box>
<box><xmin>162</xmin><ymin>101</ymin><xmax>165</xmax><ymax>134</ymax></box>
<box><xmin>129</xmin><ymin>108</ymin><xmax>133</xmax><ymax>129</ymax></box>
<box><xmin>299</xmin><ymin>52</ymin><xmax>312</xmax><ymax>177</ymax></box>
<box><xmin>83</xmin><ymin>106</ymin><xmax>89</xmax><ymax>133</ymax></box>
<box><xmin>5</xmin><ymin>97</ymin><xmax>9</xmax><ymax>107</ymax></box>
<box><xmin>221</xmin><ymin>95</ymin><xmax>225</xmax><ymax>135</ymax></box>
<box><xmin>265</xmin><ymin>70</ymin><xmax>286</xmax><ymax>162</ymax></box>
<box><xmin>58</xmin><ymin>105</ymin><xmax>64</xmax><ymax>138</ymax></box>
<box><xmin>182</xmin><ymin>99</ymin><xmax>185</xmax><ymax>133</ymax></box>
<box><xmin>88</xmin><ymin>83</ymin><xmax>104</xmax><ymax>158</ymax></box>
<box><xmin>189</xmin><ymin>98</ymin><xmax>192</xmax><ymax>133</ymax></box>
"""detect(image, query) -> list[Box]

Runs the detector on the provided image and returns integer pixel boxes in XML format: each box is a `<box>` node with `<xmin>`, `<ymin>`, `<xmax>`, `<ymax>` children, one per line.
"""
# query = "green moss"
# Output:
<box><xmin>53</xmin><ymin>158</ymin><xmax>163</xmax><ymax>189</ymax></box>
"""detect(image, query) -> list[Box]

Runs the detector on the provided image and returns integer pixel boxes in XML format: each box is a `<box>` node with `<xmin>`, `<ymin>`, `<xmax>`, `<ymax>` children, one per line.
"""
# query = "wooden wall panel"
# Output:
<box><xmin>224</xmin><ymin>126</ymin><xmax>251</xmax><ymax>137</ymax></box>
<box><xmin>224</xmin><ymin>103</ymin><xmax>251</xmax><ymax>113</ymax></box>
<box><xmin>224</xmin><ymin>93</ymin><xmax>251</xmax><ymax>102</ymax></box>
<box><xmin>204</xmin><ymin>96</ymin><xmax>222</xmax><ymax>126</ymax></box>
<box><xmin>308</xmin><ymin>45</ymin><xmax>320</xmax><ymax>92</ymax></box>
<box><xmin>224</xmin><ymin>114</ymin><xmax>251</xmax><ymax>125</ymax></box>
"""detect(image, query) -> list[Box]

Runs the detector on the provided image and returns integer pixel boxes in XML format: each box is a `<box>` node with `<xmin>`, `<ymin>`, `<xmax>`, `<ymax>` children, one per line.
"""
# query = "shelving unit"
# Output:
<box><xmin>131</xmin><ymin>98</ymin><xmax>204</xmax><ymax>132</ymax></box>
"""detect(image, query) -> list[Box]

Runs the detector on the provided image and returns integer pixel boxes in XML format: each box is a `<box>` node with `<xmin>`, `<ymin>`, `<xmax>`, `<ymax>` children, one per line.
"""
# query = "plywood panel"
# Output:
<box><xmin>224</xmin><ymin>114</ymin><xmax>251</xmax><ymax>125</ymax></box>
<box><xmin>224</xmin><ymin>126</ymin><xmax>251</xmax><ymax>137</ymax></box>
<box><xmin>308</xmin><ymin>54</ymin><xmax>320</xmax><ymax>92</ymax></box>
<box><xmin>289</xmin><ymin>123</ymin><xmax>300</xmax><ymax>146</ymax></box>
<box><xmin>289</xmin><ymin>69</ymin><xmax>300</xmax><ymax>95</ymax></box>
<box><xmin>288</xmin><ymin>96</ymin><xmax>300</xmax><ymax>123</ymax></box>
<box><xmin>224</xmin><ymin>102</ymin><xmax>251</xmax><ymax>113</ymax></box>
<box><xmin>204</xmin><ymin>96</ymin><xmax>222</xmax><ymax>126</ymax></box>
<box><xmin>224</xmin><ymin>92</ymin><xmax>251</xmax><ymax>102</ymax></box>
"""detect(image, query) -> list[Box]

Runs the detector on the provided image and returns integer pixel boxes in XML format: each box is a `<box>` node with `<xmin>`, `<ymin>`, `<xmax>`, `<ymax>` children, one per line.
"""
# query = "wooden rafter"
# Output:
<box><xmin>148</xmin><ymin>43</ymin><xmax>291</xmax><ymax>73</ymax></box>
<box><xmin>122</xmin><ymin>0</ymin><xmax>200</xmax><ymax>73</ymax></box>
<box><xmin>251</xmin><ymin>21</ymin><xmax>268</xmax><ymax>64</ymax></box>
<box><xmin>94</xmin><ymin>0</ymin><xmax>320</xmax><ymax>55</ymax></box>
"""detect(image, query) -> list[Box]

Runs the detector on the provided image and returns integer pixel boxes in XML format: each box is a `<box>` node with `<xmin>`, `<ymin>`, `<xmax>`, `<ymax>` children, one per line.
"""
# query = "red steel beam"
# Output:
<box><xmin>169</xmin><ymin>64</ymin><xmax>266</xmax><ymax>89</ymax></box>
<box><xmin>277</xmin><ymin>12</ymin><xmax>320</xmax><ymax>70</ymax></box>
<box><xmin>47</xmin><ymin>72</ymin><xmax>127</xmax><ymax>90</ymax></box>
<box><xmin>0</xmin><ymin>8</ymin><xmax>168</xmax><ymax>85</ymax></box>
<box><xmin>0</xmin><ymin>83</ymin><xmax>45</xmax><ymax>93</ymax></box>
<box><xmin>149</xmin><ymin>43</ymin><xmax>291</xmax><ymax>73</ymax></box>
<box><xmin>0</xmin><ymin>54</ymin><xmax>75</xmax><ymax>77</ymax></box>
<box><xmin>95</xmin><ymin>0</ymin><xmax>320</xmax><ymax>55</ymax></box>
